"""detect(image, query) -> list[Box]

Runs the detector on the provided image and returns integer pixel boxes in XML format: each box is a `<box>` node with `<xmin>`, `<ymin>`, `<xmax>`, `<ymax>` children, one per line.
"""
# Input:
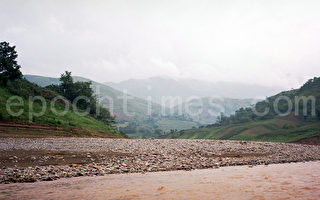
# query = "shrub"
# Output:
<box><xmin>69</xmin><ymin>121</ymin><xmax>76</xmax><ymax>126</ymax></box>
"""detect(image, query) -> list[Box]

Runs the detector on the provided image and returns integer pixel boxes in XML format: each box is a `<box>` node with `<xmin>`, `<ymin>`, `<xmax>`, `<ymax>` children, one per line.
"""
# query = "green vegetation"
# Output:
<box><xmin>0</xmin><ymin>42</ymin><xmax>22</xmax><ymax>86</ymax></box>
<box><xmin>164</xmin><ymin>77</ymin><xmax>320</xmax><ymax>143</ymax></box>
<box><xmin>0</xmin><ymin>41</ymin><xmax>125</xmax><ymax>138</ymax></box>
<box><xmin>0</xmin><ymin>79</ymin><xmax>125</xmax><ymax>137</ymax></box>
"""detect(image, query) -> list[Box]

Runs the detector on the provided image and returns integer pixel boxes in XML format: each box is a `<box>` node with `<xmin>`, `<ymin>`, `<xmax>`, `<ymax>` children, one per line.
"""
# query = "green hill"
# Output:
<box><xmin>164</xmin><ymin>77</ymin><xmax>320</xmax><ymax>143</ymax></box>
<box><xmin>0</xmin><ymin>79</ymin><xmax>126</xmax><ymax>138</ymax></box>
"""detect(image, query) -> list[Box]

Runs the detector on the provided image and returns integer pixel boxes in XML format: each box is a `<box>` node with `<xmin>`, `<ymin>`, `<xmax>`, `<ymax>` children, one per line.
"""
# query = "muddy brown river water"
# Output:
<box><xmin>1</xmin><ymin>161</ymin><xmax>319</xmax><ymax>200</ymax></box>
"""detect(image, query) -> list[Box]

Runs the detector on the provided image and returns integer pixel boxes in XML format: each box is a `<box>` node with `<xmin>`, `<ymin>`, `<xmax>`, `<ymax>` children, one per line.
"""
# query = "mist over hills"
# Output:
<box><xmin>25</xmin><ymin>74</ymin><xmax>264</xmax><ymax>138</ymax></box>
<box><xmin>105</xmin><ymin>76</ymin><xmax>284</xmax><ymax>105</ymax></box>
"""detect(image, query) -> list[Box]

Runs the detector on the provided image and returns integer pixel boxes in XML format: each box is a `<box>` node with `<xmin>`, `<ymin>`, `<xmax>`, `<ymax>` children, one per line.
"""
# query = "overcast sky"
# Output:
<box><xmin>1</xmin><ymin>0</ymin><xmax>320</xmax><ymax>89</ymax></box>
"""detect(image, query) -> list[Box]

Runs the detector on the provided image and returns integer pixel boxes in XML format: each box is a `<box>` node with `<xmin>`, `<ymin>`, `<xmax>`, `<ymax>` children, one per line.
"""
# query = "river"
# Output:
<box><xmin>1</xmin><ymin>161</ymin><xmax>319</xmax><ymax>200</ymax></box>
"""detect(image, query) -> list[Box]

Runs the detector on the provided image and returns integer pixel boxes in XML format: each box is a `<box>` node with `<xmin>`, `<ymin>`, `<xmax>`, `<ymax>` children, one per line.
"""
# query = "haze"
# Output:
<box><xmin>1</xmin><ymin>0</ymin><xmax>320</xmax><ymax>89</ymax></box>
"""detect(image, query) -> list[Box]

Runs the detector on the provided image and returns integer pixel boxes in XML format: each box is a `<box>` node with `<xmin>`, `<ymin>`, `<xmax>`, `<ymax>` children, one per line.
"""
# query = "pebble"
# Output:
<box><xmin>0</xmin><ymin>138</ymin><xmax>320</xmax><ymax>184</ymax></box>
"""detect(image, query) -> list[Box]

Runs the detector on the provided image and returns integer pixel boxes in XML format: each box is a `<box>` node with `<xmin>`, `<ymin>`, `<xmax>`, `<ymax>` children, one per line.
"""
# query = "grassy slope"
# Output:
<box><xmin>164</xmin><ymin>114</ymin><xmax>320</xmax><ymax>142</ymax></box>
<box><xmin>0</xmin><ymin>86</ymin><xmax>125</xmax><ymax>138</ymax></box>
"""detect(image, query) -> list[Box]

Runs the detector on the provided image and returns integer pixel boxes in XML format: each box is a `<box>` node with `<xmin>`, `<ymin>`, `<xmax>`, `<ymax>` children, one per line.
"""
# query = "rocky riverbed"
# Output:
<box><xmin>1</xmin><ymin>138</ymin><xmax>320</xmax><ymax>184</ymax></box>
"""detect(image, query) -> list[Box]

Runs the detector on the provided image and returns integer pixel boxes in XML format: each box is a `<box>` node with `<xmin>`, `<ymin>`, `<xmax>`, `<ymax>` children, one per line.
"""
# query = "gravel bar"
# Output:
<box><xmin>1</xmin><ymin>138</ymin><xmax>320</xmax><ymax>184</ymax></box>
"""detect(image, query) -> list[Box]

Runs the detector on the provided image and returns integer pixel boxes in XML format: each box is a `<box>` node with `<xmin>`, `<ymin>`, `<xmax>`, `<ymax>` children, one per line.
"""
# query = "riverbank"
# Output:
<box><xmin>1</xmin><ymin>138</ymin><xmax>320</xmax><ymax>183</ymax></box>
<box><xmin>1</xmin><ymin>161</ymin><xmax>319</xmax><ymax>199</ymax></box>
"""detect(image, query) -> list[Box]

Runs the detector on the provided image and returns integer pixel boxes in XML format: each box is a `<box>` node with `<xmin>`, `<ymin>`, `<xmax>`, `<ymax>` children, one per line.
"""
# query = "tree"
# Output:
<box><xmin>96</xmin><ymin>107</ymin><xmax>115</xmax><ymax>125</ymax></box>
<box><xmin>46</xmin><ymin>71</ymin><xmax>116</xmax><ymax>125</ymax></box>
<box><xmin>73</xmin><ymin>81</ymin><xmax>94</xmax><ymax>110</ymax></box>
<box><xmin>60</xmin><ymin>71</ymin><xmax>75</xmax><ymax>101</ymax></box>
<box><xmin>0</xmin><ymin>41</ymin><xmax>22</xmax><ymax>86</ymax></box>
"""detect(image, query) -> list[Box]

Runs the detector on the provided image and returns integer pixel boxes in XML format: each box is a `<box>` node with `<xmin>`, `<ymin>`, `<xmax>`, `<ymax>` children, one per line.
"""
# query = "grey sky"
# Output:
<box><xmin>1</xmin><ymin>0</ymin><xmax>319</xmax><ymax>89</ymax></box>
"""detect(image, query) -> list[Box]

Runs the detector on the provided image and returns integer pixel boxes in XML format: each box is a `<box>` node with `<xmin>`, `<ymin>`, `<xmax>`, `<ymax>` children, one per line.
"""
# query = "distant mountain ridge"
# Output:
<box><xmin>106</xmin><ymin>77</ymin><xmax>195</xmax><ymax>106</ymax></box>
<box><xmin>105</xmin><ymin>76</ymin><xmax>284</xmax><ymax>105</ymax></box>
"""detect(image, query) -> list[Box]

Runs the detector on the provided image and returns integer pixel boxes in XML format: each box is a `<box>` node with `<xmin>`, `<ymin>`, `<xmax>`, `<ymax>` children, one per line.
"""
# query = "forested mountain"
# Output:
<box><xmin>164</xmin><ymin>77</ymin><xmax>320</xmax><ymax>143</ymax></box>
